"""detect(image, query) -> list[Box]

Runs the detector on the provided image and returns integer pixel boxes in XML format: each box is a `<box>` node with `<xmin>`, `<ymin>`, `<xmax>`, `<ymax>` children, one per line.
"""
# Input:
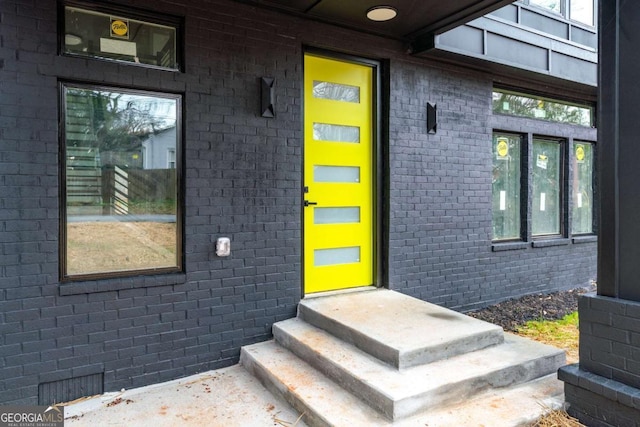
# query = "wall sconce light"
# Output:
<box><xmin>261</xmin><ymin>77</ymin><xmax>275</xmax><ymax>118</ymax></box>
<box><xmin>427</xmin><ymin>103</ymin><xmax>437</xmax><ymax>134</ymax></box>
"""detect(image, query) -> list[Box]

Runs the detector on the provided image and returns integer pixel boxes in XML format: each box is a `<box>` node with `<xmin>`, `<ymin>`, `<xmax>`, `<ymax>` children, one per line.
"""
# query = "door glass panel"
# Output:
<box><xmin>314</xmin><ymin>207</ymin><xmax>360</xmax><ymax>224</ymax></box>
<box><xmin>313</xmin><ymin>123</ymin><xmax>360</xmax><ymax>143</ymax></box>
<box><xmin>314</xmin><ymin>247</ymin><xmax>360</xmax><ymax>266</ymax></box>
<box><xmin>314</xmin><ymin>166</ymin><xmax>360</xmax><ymax>183</ymax></box>
<box><xmin>312</xmin><ymin>81</ymin><xmax>360</xmax><ymax>103</ymax></box>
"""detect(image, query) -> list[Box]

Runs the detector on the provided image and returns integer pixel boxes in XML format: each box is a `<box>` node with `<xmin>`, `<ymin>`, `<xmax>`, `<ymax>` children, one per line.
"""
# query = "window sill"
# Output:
<box><xmin>572</xmin><ymin>235</ymin><xmax>597</xmax><ymax>244</ymax></box>
<box><xmin>532</xmin><ymin>238</ymin><xmax>571</xmax><ymax>248</ymax></box>
<box><xmin>492</xmin><ymin>241</ymin><xmax>529</xmax><ymax>252</ymax></box>
<box><xmin>59</xmin><ymin>272</ymin><xmax>186</xmax><ymax>296</ymax></box>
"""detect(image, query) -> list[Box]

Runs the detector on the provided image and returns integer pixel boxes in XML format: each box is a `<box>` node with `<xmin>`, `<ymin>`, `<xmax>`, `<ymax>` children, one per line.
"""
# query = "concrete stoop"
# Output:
<box><xmin>240</xmin><ymin>289</ymin><xmax>566</xmax><ymax>426</ymax></box>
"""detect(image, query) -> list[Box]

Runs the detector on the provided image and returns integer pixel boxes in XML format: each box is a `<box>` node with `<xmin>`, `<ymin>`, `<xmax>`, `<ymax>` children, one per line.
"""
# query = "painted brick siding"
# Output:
<box><xmin>559</xmin><ymin>295</ymin><xmax>640</xmax><ymax>426</ymax></box>
<box><xmin>578</xmin><ymin>295</ymin><xmax>640</xmax><ymax>388</ymax></box>
<box><xmin>386</xmin><ymin>62</ymin><xmax>597</xmax><ymax>310</ymax></box>
<box><xmin>1</xmin><ymin>0</ymin><xmax>596</xmax><ymax>404</ymax></box>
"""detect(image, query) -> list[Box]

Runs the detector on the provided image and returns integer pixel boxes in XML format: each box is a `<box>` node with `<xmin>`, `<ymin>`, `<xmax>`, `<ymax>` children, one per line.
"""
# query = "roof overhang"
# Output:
<box><xmin>235</xmin><ymin>0</ymin><xmax>516</xmax><ymax>49</ymax></box>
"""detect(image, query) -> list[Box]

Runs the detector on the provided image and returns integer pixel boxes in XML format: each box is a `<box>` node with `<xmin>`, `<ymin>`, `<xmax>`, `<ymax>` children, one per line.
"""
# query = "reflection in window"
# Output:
<box><xmin>493</xmin><ymin>89</ymin><xmax>593</xmax><ymax>127</ymax></box>
<box><xmin>572</xmin><ymin>142</ymin><xmax>594</xmax><ymax>234</ymax></box>
<box><xmin>312</xmin><ymin>81</ymin><xmax>360</xmax><ymax>103</ymax></box>
<box><xmin>313</xmin><ymin>123</ymin><xmax>360</xmax><ymax>143</ymax></box>
<box><xmin>63</xmin><ymin>5</ymin><xmax>180</xmax><ymax>70</ymax></box>
<box><xmin>529</xmin><ymin>0</ymin><xmax>561</xmax><ymax>14</ymax></box>
<box><xmin>532</xmin><ymin>139</ymin><xmax>562</xmax><ymax>236</ymax></box>
<box><xmin>492</xmin><ymin>133</ymin><xmax>522</xmax><ymax>241</ymax></box>
<box><xmin>62</xmin><ymin>84</ymin><xmax>181</xmax><ymax>278</ymax></box>
<box><xmin>527</xmin><ymin>0</ymin><xmax>595</xmax><ymax>27</ymax></box>
<box><xmin>570</xmin><ymin>0</ymin><xmax>594</xmax><ymax>26</ymax></box>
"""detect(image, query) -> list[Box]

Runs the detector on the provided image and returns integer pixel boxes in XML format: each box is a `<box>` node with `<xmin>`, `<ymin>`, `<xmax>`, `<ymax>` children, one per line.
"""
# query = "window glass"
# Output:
<box><xmin>532</xmin><ymin>139</ymin><xmax>562</xmax><ymax>236</ymax></box>
<box><xmin>492</xmin><ymin>134</ymin><xmax>522</xmax><ymax>240</ymax></box>
<box><xmin>570</xmin><ymin>0</ymin><xmax>594</xmax><ymax>26</ymax></box>
<box><xmin>572</xmin><ymin>142</ymin><xmax>594</xmax><ymax>234</ymax></box>
<box><xmin>493</xmin><ymin>90</ymin><xmax>593</xmax><ymax>127</ymax></box>
<box><xmin>529</xmin><ymin>0</ymin><xmax>561</xmax><ymax>14</ymax></box>
<box><xmin>63</xmin><ymin>84</ymin><xmax>181</xmax><ymax>278</ymax></box>
<box><xmin>63</xmin><ymin>5</ymin><xmax>180</xmax><ymax>70</ymax></box>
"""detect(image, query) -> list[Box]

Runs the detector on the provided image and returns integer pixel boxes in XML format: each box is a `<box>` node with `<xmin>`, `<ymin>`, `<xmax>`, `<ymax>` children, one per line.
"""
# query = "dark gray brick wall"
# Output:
<box><xmin>578</xmin><ymin>294</ymin><xmax>640</xmax><ymax>388</ymax></box>
<box><xmin>560</xmin><ymin>364</ymin><xmax>640</xmax><ymax>427</ymax></box>
<box><xmin>386</xmin><ymin>61</ymin><xmax>597</xmax><ymax>310</ymax></box>
<box><xmin>0</xmin><ymin>0</ymin><xmax>596</xmax><ymax>404</ymax></box>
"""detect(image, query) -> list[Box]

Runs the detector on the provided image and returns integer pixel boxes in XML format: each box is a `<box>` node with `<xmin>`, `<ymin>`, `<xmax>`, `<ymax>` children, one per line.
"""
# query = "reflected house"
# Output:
<box><xmin>141</xmin><ymin>126</ymin><xmax>176</xmax><ymax>170</ymax></box>
<box><xmin>1</xmin><ymin>0</ymin><xmax>600</xmax><ymax>413</ymax></box>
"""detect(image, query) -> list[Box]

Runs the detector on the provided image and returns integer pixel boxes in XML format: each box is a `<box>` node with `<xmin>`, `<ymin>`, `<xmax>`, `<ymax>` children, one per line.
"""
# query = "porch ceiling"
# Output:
<box><xmin>237</xmin><ymin>0</ymin><xmax>515</xmax><ymax>42</ymax></box>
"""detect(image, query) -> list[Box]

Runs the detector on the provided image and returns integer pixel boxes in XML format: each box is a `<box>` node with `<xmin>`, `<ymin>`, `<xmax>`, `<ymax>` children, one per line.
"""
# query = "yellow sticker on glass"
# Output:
<box><xmin>575</xmin><ymin>144</ymin><xmax>585</xmax><ymax>163</ymax></box>
<box><xmin>496</xmin><ymin>137</ymin><xmax>509</xmax><ymax>159</ymax></box>
<box><xmin>110</xmin><ymin>18</ymin><xmax>129</xmax><ymax>39</ymax></box>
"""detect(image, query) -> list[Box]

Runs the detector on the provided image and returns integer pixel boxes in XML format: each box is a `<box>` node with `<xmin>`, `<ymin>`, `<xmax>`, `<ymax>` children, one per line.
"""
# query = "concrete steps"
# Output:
<box><xmin>240</xmin><ymin>289</ymin><xmax>566</xmax><ymax>426</ymax></box>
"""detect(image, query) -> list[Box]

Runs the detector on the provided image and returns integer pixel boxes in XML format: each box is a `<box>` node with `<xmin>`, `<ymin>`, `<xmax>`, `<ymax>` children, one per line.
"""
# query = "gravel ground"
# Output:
<box><xmin>467</xmin><ymin>283</ymin><xmax>596</xmax><ymax>331</ymax></box>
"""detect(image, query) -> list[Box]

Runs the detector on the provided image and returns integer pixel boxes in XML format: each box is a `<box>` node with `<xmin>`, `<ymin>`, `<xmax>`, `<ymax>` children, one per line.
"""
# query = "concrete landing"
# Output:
<box><xmin>299</xmin><ymin>289</ymin><xmax>504</xmax><ymax>369</ymax></box>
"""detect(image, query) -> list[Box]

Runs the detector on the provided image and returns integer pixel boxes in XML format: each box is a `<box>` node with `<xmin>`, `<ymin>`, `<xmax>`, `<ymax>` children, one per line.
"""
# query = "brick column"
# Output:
<box><xmin>558</xmin><ymin>1</ymin><xmax>640</xmax><ymax>425</ymax></box>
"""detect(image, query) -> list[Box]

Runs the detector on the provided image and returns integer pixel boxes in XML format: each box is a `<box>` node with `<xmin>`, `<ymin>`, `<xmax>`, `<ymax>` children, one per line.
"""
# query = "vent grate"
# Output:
<box><xmin>38</xmin><ymin>373</ymin><xmax>104</xmax><ymax>405</ymax></box>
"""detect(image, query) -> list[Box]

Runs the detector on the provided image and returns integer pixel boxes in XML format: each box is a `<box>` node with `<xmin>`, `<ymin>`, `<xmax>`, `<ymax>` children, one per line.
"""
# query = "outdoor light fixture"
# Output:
<box><xmin>366</xmin><ymin>6</ymin><xmax>397</xmax><ymax>22</ymax></box>
<box><xmin>261</xmin><ymin>77</ymin><xmax>275</xmax><ymax>118</ymax></box>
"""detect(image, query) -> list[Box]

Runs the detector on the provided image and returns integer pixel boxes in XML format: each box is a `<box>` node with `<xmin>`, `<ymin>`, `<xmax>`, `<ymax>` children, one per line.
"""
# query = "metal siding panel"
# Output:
<box><xmin>438</xmin><ymin>25</ymin><xmax>484</xmax><ymax>55</ymax></box>
<box><xmin>486</xmin><ymin>33</ymin><xmax>548</xmax><ymax>71</ymax></box>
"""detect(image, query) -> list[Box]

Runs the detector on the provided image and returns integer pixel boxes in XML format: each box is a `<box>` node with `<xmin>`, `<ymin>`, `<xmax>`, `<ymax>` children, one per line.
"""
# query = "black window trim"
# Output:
<box><xmin>59</xmin><ymin>80</ymin><xmax>185</xmax><ymax>283</ymax></box>
<box><xmin>58</xmin><ymin>0</ymin><xmax>186</xmax><ymax>72</ymax></box>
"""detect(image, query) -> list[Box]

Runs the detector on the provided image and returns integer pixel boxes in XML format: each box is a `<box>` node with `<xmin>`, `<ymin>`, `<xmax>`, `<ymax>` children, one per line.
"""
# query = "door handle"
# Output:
<box><xmin>304</xmin><ymin>200</ymin><xmax>318</xmax><ymax>207</ymax></box>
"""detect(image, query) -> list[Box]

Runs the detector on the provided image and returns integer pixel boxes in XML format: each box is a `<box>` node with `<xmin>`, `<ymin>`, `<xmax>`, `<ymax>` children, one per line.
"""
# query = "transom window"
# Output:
<box><xmin>493</xmin><ymin>89</ymin><xmax>594</xmax><ymax>127</ymax></box>
<box><xmin>61</xmin><ymin>83</ymin><xmax>182</xmax><ymax>279</ymax></box>
<box><xmin>62</xmin><ymin>1</ymin><xmax>183</xmax><ymax>70</ymax></box>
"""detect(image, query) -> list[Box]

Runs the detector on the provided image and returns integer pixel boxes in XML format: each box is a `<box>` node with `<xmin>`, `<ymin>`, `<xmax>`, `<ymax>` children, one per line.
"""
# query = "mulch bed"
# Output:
<box><xmin>467</xmin><ymin>283</ymin><xmax>596</xmax><ymax>331</ymax></box>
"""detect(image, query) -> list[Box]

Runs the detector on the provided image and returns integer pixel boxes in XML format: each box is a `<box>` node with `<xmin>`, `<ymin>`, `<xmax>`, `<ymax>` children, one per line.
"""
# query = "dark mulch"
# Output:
<box><xmin>467</xmin><ymin>284</ymin><xmax>595</xmax><ymax>331</ymax></box>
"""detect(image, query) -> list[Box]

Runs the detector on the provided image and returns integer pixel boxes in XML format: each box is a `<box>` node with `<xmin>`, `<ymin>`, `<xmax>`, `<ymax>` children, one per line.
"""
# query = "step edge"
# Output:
<box><xmin>274</xmin><ymin>319</ymin><xmax>567</xmax><ymax>420</ymax></box>
<box><xmin>240</xmin><ymin>341</ymin><xmax>391</xmax><ymax>426</ymax></box>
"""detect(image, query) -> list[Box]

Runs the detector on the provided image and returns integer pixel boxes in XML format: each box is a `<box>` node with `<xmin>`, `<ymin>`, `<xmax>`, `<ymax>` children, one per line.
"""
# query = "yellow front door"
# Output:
<box><xmin>303</xmin><ymin>54</ymin><xmax>374</xmax><ymax>294</ymax></box>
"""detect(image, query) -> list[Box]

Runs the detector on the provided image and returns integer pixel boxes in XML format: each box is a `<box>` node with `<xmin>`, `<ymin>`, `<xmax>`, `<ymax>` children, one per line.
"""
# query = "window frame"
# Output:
<box><xmin>59</xmin><ymin>81</ymin><xmax>185</xmax><ymax>282</ymax></box>
<box><xmin>492</xmin><ymin>88</ymin><xmax>595</xmax><ymax>127</ymax></box>
<box><xmin>59</xmin><ymin>0</ymin><xmax>185</xmax><ymax>72</ymax></box>
<box><xmin>570</xmin><ymin>140</ymin><xmax>596</xmax><ymax>236</ymax></box>
<box><xmin>491</xmin><ymin>132</ymin><xmax>598</xmax><ymax>246</ymax></box>
<box><xmin>531</xmin><ymin>137</ymin><xmax>566</xmax><ymax>239</ymax></box>
<box><xmin>491</xmin><ymin>131</ymin><xmax>526</xmax><ymax>243</ymax></box>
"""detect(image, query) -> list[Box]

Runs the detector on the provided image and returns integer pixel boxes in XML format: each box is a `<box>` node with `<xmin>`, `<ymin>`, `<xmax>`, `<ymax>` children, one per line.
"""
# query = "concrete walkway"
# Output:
<box><xmin>64</xmin><ymin>365</ymin><xmax>308</xmax><ymax>427</ymax></box>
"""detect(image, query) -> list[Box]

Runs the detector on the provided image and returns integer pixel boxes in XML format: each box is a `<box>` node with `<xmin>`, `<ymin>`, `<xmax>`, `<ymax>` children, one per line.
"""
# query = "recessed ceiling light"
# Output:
<box><xmin>65</xmin><ymin>34</ymin><xmax>83</xmax><ymax>46</ymax></box>
<box><xmin>366</xmin><ymin>6</ymin><xmax>398</xmax><ymax>22</ymax></box>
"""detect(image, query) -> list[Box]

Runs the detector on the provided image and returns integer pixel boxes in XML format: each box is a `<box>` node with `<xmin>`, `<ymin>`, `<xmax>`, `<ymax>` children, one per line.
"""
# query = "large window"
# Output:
<box><xmin>527</xmin><ymin>0</ymin><xmax>595</xmax><ymax>26</ymax></box>
<box><xmin>532</xmin><ymin>139</ymin><xmax>563</xmax><ymax>236</ymax></box>
<box><xmin>61</xmin><ymin>83</ymin><xmax>182</xmax><ymax>279</ymax></box>
<box><xmin>572</xmin><ymin>142</ymin><xmax>594</xmax><ymax>234</ymax></box>
<box><xmin>492</xmin><ymin>134</ymin><xmax>522</xmax><ymax>240</ymax></box>
<box><xmin>492</xmin><ymin>133</ymin><xmax>595</xmax><ymax>242</ymax></box>
<box><xmin>62</xmin><ymin>2</ymin><xmax>182</xmax><ymax>70</ymax></box>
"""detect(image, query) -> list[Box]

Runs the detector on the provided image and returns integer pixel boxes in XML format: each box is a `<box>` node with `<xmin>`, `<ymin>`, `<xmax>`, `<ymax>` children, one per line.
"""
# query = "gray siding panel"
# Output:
<box><xmin>486</xmin><ymin>33</ymin><xmax>548</xmax><ymax>70</ymax></box>
<box><xmin>438</xmin><ymin>25</ymin><xmax>484</xmax><ymax>55</ymax></box>
<box><xmin>551</xmin><ymin>52</ymin><xmax>598</xmax><ymax>86</ymax></box>
<box><xmin>488</xmin><ymin>4</ymin><xmax>518</xmax><ymax>22</ymax></box>
<box><xmin>521</xmin><ymin>8</ymin><xmax>569</xmax><ymax>39</ymax></box>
